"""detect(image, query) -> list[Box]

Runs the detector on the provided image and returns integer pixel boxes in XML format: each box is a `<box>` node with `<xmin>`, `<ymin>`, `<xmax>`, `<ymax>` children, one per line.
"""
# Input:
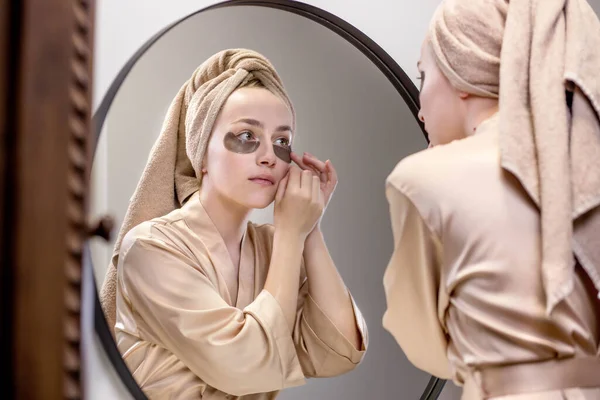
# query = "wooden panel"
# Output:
<box><xmin>0</xmin><ymin>0</ymin><xmax>8</xmax><ymax>198</ymax></box>
<box><xmin>13</xmin><ymin>0</ymin><xmax>71</xmax><ymax>397</ymax></box>
<box><xmin>0</xmin><ymin>0</ymin><xmax>16</xmax><ymax>396</ymax></box>
<box><xmin>6</xmin><ymin>0</ymin><xmax>95</xmax><ymax>398</ymax></box>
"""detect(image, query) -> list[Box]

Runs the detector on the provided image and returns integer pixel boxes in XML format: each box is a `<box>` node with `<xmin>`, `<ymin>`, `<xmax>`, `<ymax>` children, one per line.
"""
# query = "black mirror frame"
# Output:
<box><xmin>90</xmin><ymin>1</ymin><xmax>443</xmax><ymax>399</ymax></box>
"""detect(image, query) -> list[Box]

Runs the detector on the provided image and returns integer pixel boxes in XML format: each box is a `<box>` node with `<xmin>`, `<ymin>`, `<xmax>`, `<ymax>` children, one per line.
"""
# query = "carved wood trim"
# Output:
<box><xmin>65</xmin><ymin>0</ymin><xmax>95</xmax><ymax>399</ymax></box>
<box><xmin>1</xmin><ymin>0</ymin><xmax>95</xmax><ymax>398</ymax></box>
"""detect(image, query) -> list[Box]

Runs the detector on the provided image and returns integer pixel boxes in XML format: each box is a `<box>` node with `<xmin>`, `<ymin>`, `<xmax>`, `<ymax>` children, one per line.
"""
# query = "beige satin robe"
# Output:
<box><xmin>383</xmin><ymin>114</ymin><xmax>600</xmax><ymax>400</ymax></box>
<box><xmin>115</xmin><ymin>192</ymin><xmax>367</xmax><ymax>399</ymax></box>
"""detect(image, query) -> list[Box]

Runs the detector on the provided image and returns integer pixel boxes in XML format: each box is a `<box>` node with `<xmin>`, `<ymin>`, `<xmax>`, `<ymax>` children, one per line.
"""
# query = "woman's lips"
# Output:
<box><xmin>249</xmin><ymin>178</ymin><xmax>275</xmax><ymax>186</ymax></box>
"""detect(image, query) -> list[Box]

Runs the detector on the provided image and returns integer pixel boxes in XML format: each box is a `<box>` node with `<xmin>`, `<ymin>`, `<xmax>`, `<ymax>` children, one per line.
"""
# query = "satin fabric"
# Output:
<box><xmin>115</xmin><ymin>192</ymin><xmax>368</xmax><ymax>399</ymax></box>
<box><xmin>383</xmin><ymin>114</ymin><xmax>599</xmax><ymax>400</ymax></box>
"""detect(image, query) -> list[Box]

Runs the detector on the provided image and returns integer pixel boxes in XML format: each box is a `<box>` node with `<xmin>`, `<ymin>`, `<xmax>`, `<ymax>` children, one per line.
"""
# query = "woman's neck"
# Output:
<box><xmin>464</xmin><ymin>97</ymin><xmax>499</xmax><ymax>137</ymax></box>
<box><xmin>198</xmin><ymin>184</ymin><xmax>250</xmax><ymax>249</ymax></box>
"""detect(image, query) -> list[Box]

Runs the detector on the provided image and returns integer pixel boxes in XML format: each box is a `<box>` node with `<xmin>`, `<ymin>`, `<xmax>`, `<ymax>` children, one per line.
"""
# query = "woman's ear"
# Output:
<box><xmin>458</xmin><ymin>91</ymin><xmax>470</xmax><ymax>100</ymax></box>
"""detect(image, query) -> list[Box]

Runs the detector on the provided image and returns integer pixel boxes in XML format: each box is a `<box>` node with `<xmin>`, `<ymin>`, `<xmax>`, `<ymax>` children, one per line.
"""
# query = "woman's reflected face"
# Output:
<box><xmin>202</xmin><ymin>87</ymin><xmax>293</xmax><ymax>210</ymax></box>
<box><xmin>417</xmin><ymin>40</ymin><xmax>466</xmax><ymax>147</ymax></box>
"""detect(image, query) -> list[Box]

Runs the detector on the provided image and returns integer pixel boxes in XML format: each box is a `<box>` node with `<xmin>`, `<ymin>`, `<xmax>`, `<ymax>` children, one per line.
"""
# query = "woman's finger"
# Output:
<box><xmin>291</xmin><ymin>152</ymin><xmax>316</xmax><ymax>172</ymax></box>
<box><xmin>326</xmin><ymin>159</ymin><xmax>338</xmax><ymax>186</ymax></box>
<box><xmin>290</xmin><ymin>151</ymin><xmax>303</xmax><ymax>165</ymax></box>
<box><xmin>303</xmin><ymin>153</ymin><xmax>327</xmax><ymax>173</ymax></box>
<box><xmin>303</xmin><ymin>155</ymin><xmax>327</xmax><ymax>183</ymax></box>
<box><xmin>300</xmin><ymin>168</ymin><xmax>313</xmax><ymax>191</ymax></box>
<box><xmin>293</xmin><ymin>152</ymin><xmax>321</xmax><ymax>176</ymax></box>
<box><xmin>312</xmin><ymin>175</ymin><xmax>320</xmax><ymax>203</ymax></box>
<box><xmin>275</xmin><ymin>172</ymin><xmax>290</xmax><ymax>203</ymax></box>
<box><xmin>287</xmin><ymin>165</ymin><xmax>301</xmax><ymax>190</ymax></box>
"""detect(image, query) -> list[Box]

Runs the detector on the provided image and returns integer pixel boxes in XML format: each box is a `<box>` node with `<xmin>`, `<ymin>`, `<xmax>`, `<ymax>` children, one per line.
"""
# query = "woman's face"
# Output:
<box><xmin>202</xmin><ymin>87</ymin><xmax>293</xmax><ymax>210</ymax></box>
<box><xmin>417</xmin><ymin>40</ymin><xmax>466</xmax><ymax>147</ymax></box>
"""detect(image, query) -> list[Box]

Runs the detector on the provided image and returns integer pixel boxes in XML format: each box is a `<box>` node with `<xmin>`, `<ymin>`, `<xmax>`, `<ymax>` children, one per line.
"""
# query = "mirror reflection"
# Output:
<box><xmin>90</xmin><ymin>5</ymin><xmax>429</xmax><ymax>400</ymax></box>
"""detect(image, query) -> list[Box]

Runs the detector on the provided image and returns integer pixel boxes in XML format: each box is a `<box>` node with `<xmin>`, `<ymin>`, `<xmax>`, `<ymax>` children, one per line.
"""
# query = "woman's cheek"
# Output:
<box><xmin>279</xmin><ymin>161</ymin><xmax>290</xmax><ymax>175</ymax></box>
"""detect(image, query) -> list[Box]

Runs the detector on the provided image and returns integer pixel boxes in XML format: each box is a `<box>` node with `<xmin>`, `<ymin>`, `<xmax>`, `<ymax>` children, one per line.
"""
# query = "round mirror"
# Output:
<box><xmin>89</xmin><ymin>2</ymin><xmax>447</xmax><ymax>399</ymax></box>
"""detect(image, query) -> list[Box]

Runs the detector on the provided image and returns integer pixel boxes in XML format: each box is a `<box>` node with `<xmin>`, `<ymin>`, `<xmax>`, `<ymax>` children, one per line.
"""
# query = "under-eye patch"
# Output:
<box><xmin>223</xmin><ymin>132</ymin><xmax>292</xmax><ymax>163</ymax></box>
<box><xmin>223</xmin><ymin>132</ymin><xmax>260</xmax><ymax>153</ymax></box>
<box><xmin>273</xmin><ymin>143</ymin><xmax>292</xmax><ymax>163</ymax></box>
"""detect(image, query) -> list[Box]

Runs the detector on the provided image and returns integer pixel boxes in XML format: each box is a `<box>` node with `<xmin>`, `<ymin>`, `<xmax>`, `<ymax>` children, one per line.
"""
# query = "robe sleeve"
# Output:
<box><xmin>292</xmin><ymin>275</ymin><xmax>368</xmax><ymax>378</ymax></box>
<box><xmin>117</xmin><ymin>233</ymin><xmax>306</xmax><ymax>397</ymax></box>
<box><xmin>381</xmin><ymin>182</ymin><xmax>452</xmax><ymax>379</ymax></box>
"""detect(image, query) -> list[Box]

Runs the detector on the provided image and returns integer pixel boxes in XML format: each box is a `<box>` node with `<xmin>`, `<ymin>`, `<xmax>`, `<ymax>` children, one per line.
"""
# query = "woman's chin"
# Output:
<box><xmin>240</xmin><ymin>194</ymin><xmax>275</xmax><ymax>210</ymax></box>
<box><xmin>254</xmin><ymin>202</ymin><xmax>274</xmax><ymax>210</ymax></box>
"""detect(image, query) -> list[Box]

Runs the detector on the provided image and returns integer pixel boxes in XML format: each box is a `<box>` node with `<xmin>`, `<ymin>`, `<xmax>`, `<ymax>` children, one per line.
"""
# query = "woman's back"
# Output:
<box><xmin>384</xmin><ymin>0</ymin><xmax>600</xmax><ymax>398</ymax></box>
<box><xmin>383</xmin><ymin>113</ymin><xmax>599</xmax><ymax>389</ymax></box>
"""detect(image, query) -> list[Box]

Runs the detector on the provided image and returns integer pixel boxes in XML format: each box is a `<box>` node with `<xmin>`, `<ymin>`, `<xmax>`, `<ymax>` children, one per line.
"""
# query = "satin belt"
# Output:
<box><xmin>462</xmin><ymin>356</ymin><xmax>600</xmax><ymax>399</ymax></box>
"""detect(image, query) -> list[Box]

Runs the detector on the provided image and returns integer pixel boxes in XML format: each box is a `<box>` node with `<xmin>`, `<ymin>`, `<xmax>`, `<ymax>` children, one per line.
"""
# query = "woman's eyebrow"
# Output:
<box><xmin>232</xmin><ymin>118</ymin><xmax>291</xmax><ymax>134</ymax></box>
<box><xmin>276</xmin><ymin>125</ymin><xmax>292</xmax><ymax>133</ymax></box>
<box><xmin>232</xmin><ymin>118</ymin><xmax>262</xmax><ymax>127</ymax></box>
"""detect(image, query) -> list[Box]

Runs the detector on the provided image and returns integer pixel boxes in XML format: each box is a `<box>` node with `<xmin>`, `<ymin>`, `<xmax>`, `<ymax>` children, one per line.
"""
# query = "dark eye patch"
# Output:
<box><xmin>273</xmin><ymin>144</ymin><xmax>291</xmax><ymax>163</ymax></box>
<box><xmin>223</xmin><ymin>131</ymin><xmax>260</xmax><ymax>153</ymax></box>
<box><xmin>223</xmin><ymin>131</ymin><xmax>292</xmax><ymax>163</ymax></box>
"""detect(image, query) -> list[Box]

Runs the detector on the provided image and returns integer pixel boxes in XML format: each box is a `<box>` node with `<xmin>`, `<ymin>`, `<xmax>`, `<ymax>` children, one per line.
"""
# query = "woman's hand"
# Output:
<box><xmin>274</xmin><ymin>165</ymin><xmax>324</xmax><ymax>240</ymax></box>
<box><xmin>290</xmin><ymin>152</ymin><xmax>338</xmax><ymax>213</ymax></box>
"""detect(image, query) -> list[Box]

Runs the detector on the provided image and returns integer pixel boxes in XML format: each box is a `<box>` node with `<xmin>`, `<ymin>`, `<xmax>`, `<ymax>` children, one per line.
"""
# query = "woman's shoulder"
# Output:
<box><xmin>386</xmin><ymin>145</ymin><xmax>451</xmax><ymax>197</ymax></box>
<box><xmin>120</xmin><ymin>212</ymin><xmax>185</xmax><ymax>257</ymax></box>
<box><xmin>387</xmin><ymin>131</ymin><xmax>499</xmax><ymax>197</ymax></box>
<box><xmin>247</xmin><ymin>221</ymin><xmax>275</xmax><ymax>242</ymax></box>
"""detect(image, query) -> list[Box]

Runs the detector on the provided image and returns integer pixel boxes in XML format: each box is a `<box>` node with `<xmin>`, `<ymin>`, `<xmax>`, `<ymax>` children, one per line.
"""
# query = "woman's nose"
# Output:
<box><xmin>418</xmin><ymin>109</ymin><xmax>425</xmax><ymax>123</ymax></box>
<box><xmin>257</xmin><ymin>143</ymin><xmax>276</xmax><ymax>166</ymax></box>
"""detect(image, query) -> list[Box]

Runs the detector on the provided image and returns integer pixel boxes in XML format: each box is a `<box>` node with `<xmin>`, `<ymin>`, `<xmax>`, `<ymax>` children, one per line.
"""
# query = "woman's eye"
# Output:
<box><xmin>275</xmin><ymin>137</ymin><xmax>290</xmax><ymax>147</ymax></box>
<box><xmin>417</xmin><ymin>72</ymin><xmax>425</xmax><ymax>91</ymax></box>
<box><xmin>238</xmin><ymin>131</ymin><xmax>254</xmax><ymax>141</ymax></box>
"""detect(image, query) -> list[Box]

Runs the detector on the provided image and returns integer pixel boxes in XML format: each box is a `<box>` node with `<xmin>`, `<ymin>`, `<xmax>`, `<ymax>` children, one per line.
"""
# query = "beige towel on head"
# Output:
<box><xmin>99</xmin><ymin>48</ymin><xmax>295</xmax><ymax>330</ymax></box>
<box><xmin>428</xmin><ymin>0</ymin><xmax>600</xmax><ymax>315</ymax></box>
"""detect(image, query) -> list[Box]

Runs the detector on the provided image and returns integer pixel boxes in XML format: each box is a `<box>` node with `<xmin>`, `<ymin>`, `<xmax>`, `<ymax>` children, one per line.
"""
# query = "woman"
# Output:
<box><xmin>99</xmin><ymin>49</ymin><xmax>367</xmax><ymax>399</ymax></box>
<box><xmin>382</xmin><ymin>1</ymin><xmax>600</xmax><ymax>399</ymax></box>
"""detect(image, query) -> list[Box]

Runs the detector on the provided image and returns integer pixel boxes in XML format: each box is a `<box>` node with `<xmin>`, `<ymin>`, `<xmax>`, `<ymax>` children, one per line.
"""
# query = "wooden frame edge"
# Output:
<box><xmin>65</xmin><ymin>0</ymin><xmax>96</xmax><ymax>399</ymax></box>
<box><xmin>2</xmin><ymin>0</ymin><xmax>95</xmax><ymax>398</ymax></box>
<box><xmin>0</xmin><ymin>0</ymin><xmax>16</xmax><ymax>393</ymax></box>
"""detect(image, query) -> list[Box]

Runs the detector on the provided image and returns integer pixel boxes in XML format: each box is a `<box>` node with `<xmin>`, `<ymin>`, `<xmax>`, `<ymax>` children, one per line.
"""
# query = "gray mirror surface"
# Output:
<box><xmin>90</xmin><ymin>5</ymin><xmax>434</xmax><ymax>399</ymax></box>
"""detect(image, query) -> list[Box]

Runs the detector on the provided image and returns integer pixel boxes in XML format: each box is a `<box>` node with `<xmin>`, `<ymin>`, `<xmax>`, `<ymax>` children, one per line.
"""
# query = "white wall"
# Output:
<box><xmin>92</xmin><ymin>0</ymin><xmax>446</xmax><ymax>111</ymax></box>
